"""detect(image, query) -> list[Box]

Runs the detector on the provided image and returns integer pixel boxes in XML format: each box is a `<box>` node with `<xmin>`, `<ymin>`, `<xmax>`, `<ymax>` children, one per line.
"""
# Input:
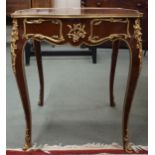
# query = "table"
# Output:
<box><xmin>11</xmin><ymin>8</ymin><xmax>143</xmax><ymax>152</ymax></box>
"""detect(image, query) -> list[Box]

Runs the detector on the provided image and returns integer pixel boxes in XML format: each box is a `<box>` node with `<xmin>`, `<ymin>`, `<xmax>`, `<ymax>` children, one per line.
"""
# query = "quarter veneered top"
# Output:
<box><xmin>11</xmin><ymin>8</ymin><xmax>143</xmax><ymax>18</ymax></box>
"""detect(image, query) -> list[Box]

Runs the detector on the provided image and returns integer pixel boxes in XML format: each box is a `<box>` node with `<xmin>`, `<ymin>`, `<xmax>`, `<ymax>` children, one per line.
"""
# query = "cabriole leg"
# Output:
<box><xmin>11</xmin><ymin>19</ymin><xmax>32</xmax><ymax>150</ymax></box>
<box><xmin>109</xmin><ymin>40</ymin><xmax>120</xmax><ymax>107</ymax></box>
<box><xmin>123</xmin><ymin>36</ymin><xmax>142</xmax><ymax>152</ymax></box>
<box><xmin>33</xmin><ymin>40</ymin><xmax>44</xmax><ymax>106</ymax></box>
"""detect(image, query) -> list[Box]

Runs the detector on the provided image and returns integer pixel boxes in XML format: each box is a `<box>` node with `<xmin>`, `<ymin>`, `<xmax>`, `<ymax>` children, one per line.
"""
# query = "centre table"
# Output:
<box><xmin>11</xmin><ymin>8</ymin><xmax>143</xmax><ymax>152</ymax></box>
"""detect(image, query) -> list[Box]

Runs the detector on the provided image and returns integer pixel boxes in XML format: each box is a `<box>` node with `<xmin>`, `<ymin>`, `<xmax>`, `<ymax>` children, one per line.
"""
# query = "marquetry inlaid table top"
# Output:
<box><xmin>11</xmin><ymin>8</ymin><xmax>143</xmax><ymax>18</ymax></box>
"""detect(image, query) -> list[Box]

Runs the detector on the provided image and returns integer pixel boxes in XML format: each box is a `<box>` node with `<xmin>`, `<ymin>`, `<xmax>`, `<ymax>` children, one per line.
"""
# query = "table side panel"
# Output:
<box><xmin>21</xmin><ymin>18</ymin><xmax>135</xmax><ymax>46</ymax></box>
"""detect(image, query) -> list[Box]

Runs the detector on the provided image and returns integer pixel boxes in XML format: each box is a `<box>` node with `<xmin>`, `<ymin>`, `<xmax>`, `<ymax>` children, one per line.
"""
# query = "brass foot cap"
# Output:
<box><xmin>23</xmin><ymin>144</ymin><xmax>31</xmax><ymax>151</ymax></box>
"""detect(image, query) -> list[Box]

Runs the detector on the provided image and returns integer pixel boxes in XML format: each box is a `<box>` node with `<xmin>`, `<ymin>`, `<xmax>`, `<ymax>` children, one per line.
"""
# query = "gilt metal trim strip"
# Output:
<box><xmin>11</xmin><ymin>19</ymin><xmax>19</xmax><ymax>74</ymax></box>
<box><xmin>133</xmin><ymin>18</ymin><xmax>143</xmax><ymax>69</ymax></box>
